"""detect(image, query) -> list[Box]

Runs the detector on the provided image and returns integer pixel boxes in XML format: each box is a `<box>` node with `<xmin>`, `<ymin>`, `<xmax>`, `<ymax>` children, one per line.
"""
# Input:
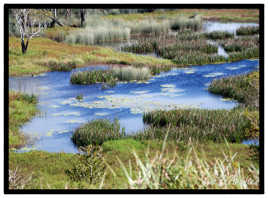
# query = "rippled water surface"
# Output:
<box><xmin>9</xmin><ymin>59</ymin><xmax>259</xmax><ymax>153</ymax></box>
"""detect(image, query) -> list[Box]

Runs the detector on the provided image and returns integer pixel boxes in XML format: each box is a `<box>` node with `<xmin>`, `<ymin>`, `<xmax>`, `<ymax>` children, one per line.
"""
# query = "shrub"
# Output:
<box><xmin>236</xmin><ymin>26</ymin><xmax>259</xmax><ymax>36</ymax></box>
<box><xmin>72</xmin><ymin>119</ymin><xmax>125</xmax><ymax>146</ymax></box>
<box><xmin>65</xmin><ymin>145</ymin><xmax>106</xmax><ymax>184</ymax></box>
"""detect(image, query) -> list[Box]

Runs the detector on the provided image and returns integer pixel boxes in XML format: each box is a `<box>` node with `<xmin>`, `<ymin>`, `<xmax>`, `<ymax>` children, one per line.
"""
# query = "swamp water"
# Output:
<box><xmin>9</xmin><ymin>59</ymin><xmax>259</xmax><ymax>153</ymax></box>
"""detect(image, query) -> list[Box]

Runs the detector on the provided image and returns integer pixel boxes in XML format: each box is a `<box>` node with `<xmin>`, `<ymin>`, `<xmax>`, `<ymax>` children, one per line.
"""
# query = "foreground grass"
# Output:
<box><xmin>9</xmin><ymin>91</ymin><xmax>38</xmax><ymax>149</ymax></box>
<box><xmin>9</xmin><ymin>37</ymin><xmax>174</xmax><ymax>76</ymax></box>
<box><xmin>9</xmin><ymin>139</ymin><xmax>259</xmax><ymax>189</ymax></box>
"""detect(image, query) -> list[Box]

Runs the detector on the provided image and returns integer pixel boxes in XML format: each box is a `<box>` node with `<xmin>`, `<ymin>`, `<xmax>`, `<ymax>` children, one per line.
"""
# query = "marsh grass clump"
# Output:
<box><xmin>219</xmin><ymin>36</ymin><xmax>259</xmax><ymax>53</ymax></box>
<box><xmin>208</xmin><ymin>71</ymin><xmax>259</xmax><ymax>109</ymax></box>
<box><xmin>71</xmin><ymin>66</ymin><xmax>152</xmax><ymax>85</ymax></box>
<box><xmin>204</xmin><ymin>31</ymin><xmax>234</xmax><ymax>40</ymax></box>
<box><xmin>141</xmin><ymin>108</ymin><xmax>251</xmax><ymax>143</ymax></box>
<box><xmin>65</xmin><ymin>26</ymin><xmax>131</xmax><ymax>45</ymax></box>
<box><xmin>72</xmin><ymin>119</ymin><xmax>125</xmax><ymax>146</ymax></box>
<box><xmin>236</xmin><ymin>26</ymin><xmax>259</xmax><ymax>36</ymax></box>
<box><xmin>118</xmin><ymin>133</ymin><xmax>259</xmax><ymax>189</ymax></box>
<box><xmin>111</xmin><ymin>66</ymin><xmax>151</xmax><ymax>81</ymax></box>
<box><xmin>70</xmin><ymin>70</ymin><xmax>117</xmax><ymax>85</ymax></box>
<box><xmin>130</xmin><ymin>20</ymin><xmax>170</xmax><ymax>36</ymax></box>
<box><xmin>170</xmin><ymin>18</ymin><xmax>202</xmax><ymax>32</ymax></box>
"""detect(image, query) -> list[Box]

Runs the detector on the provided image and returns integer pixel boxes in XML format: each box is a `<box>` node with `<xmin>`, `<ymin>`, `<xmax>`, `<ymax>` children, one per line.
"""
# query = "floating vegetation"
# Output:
<box><xmin>65</xmin><ymin>119</ymin><xmax>85</xmax><ymax>124</ymax></box>
<box><xmin>38</xmin><ymin>86</ymin><xmax>50</xmax><ymax>91</ymax></box>
<box><xmin>160</xmin><ymin>84</ymin><xmax>176</xmax><ymax>88</ymax></box>
<box><xmin>52</xmin><ymin>112</ymin><xmax>80</xmax><ymax>117</ymax></box>
<box><xmin>184</xmin><ymin>69</ymin><xmax>196</xmax><ymax>74</ymax></box>
<box><xmin>203</xmin><ymin>72</ymin><xmax>224</xmax><ymax>78</ymax></box>
<box><xmin>130</xmin><ymin>90</ymin><xmax>150</xmax><ymax>95</ymax></box>
<box><xmin>76</xmin><ymin>94</ymin><xmax>83</xmax><ymax>101</ymax></box>
<box><xmin>46</xmin><ymin>129</ymin><xmax>54</xmax><ymax>137</ymax></box>
<box><xmin>95</xmin><ymin>112</ymin><xmax>110</xmax><ymax>116</ymax></box>
<box><xmin>226</xmin><ymin>66</ymin><xmax>239</xmax><ymax>70</ymax></box>
<box><xmin>50</xmin><ymin>105</ymin><xmax>60</xmax><ymax>108</ymax></box>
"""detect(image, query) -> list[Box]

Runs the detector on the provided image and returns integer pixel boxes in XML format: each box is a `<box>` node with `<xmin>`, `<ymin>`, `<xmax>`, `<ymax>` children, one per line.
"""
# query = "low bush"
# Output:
<box><xmin>72</xmin><ymin>119</ymin><xmax>125</xmax><ymax>146</ymax></box>
<box><xmin>65</xmin><ymin>145</ymin><xmax>106</xmax><ymax>184</ymax></box>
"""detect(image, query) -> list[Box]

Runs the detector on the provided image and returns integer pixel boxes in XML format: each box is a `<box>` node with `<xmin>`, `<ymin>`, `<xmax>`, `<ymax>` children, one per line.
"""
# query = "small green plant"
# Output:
<box><xmin>65</xmin><ymin>145</ymin><xmax>106</xmax><ymax>184</ymax></box>
<box><xmin>72</xmin><ymin>119</ymin><xmax>125</xmax><ymax>146</ymax></box>
<box><xmin>76</xmin><ymin>94</ymin><xmax>83</xmax><ymax>101</ymax></box>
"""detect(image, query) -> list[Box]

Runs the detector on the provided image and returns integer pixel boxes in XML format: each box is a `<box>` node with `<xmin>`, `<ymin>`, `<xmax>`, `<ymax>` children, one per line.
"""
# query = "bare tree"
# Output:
<box><xmin>13</xmin><ymin>9</ymin><xmax>48</xmax><ymax>54</ymax></box>
<box><xmin>80</xmin><ymin>9</ymin><xmax>86</xmax><ymax>27</ymax></box>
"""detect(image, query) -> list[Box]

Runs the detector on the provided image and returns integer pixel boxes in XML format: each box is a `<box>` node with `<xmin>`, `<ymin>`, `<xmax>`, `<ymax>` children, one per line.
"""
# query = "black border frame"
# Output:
<box><xmin>4</xmin><ymin>4</ymin><xmax>265</xmax><ymax>194</ymax></box>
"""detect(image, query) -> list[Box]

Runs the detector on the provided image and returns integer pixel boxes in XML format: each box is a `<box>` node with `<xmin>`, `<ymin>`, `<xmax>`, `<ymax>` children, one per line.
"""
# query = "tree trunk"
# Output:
<box><xmin>80</xmin><ymin>9</ymin><xmax>86</xmax><ymax>27</ymax></box>
<box><xmin>21</xmin><ymin>38</ymin><xmax>29</xmax><ymax>54</ymax></box>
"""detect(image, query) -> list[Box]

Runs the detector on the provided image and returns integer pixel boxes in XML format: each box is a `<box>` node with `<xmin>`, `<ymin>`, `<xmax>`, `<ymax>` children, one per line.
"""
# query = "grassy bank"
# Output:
<box><xmin>9</xmin><ymin>91</ymin><xmax>38</xmax><ymax>149</ymax></box>
<box><xmin>209</xmin><ymin>71</ymin><xmax>259</xmax><ymax>109</ymax></box>
<box><xmin>9</xmin><ymin>36</ymin><xmax>174</xmax><ymax>76</ymax></box>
